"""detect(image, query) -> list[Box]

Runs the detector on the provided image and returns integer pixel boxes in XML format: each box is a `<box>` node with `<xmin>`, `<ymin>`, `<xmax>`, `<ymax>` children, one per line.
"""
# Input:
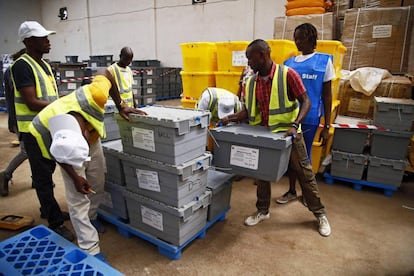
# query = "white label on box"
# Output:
<box><xmin>146</xmin><ymin>79</ymin><xmax>153</xmax><ymax>85</ymax></box>
<box><xmin>146</xmin><ymin>97</ymin><xmax>153</xmax><ymax>104</ymax></box>
<box><xmin>141</xmin><ymin>205</ymin><xmax>163</xmax><ymax>231</ymax></box>
<box><xmin>230</xmin><ymin>145</ymin><xmax>259</xmax><ymax>170</ymax></box>
<box><xmin>147</xmin><ymin>69</ymin><xmax>153</xmax><ymax>76</ymax></box>
<box><xmin>372</xmin><ymin>25</ymin><xmax>392</xmax><ymax>38</ymax></box>
<box><xmin>136</xmin><ymin>169</ymin><xmax>160</xmax><ymax>192</ymax></box>
<box><xmin>65</xmin><ymin>70</ymin><xmax>75</xmax><ymax>77</ymax></box>
<box><xmin>91</xmin><ymin>62</ymin><xmax>97</xmax><ymax>67</ymax></box>
<box><xmin>133</xmin><ymin>79</ymin><xmax>137</xmax><ymax>85</ymax></box>
<box><xmin>146</xmin><ymin>88</ymin><xmax>153</xmax><ymax>94</ymax></box>
<box><xmin>132</xmin><ymin>88</ymin><xmax>138</xmax><ymax>94</ymax></box>
<box><xmin>68</xmin><ymin>83</ymin><xmax>77</xmax><ymax>90</ymax></box>
<box><xmin>232</xmin><ymin>51</ymin><xmax>248</xmax><ymax>66</ymax></box>
<box><xmin>132</xmin><ymin>127</ymin><xmax>155</xmax><ymax>152</ymax></box>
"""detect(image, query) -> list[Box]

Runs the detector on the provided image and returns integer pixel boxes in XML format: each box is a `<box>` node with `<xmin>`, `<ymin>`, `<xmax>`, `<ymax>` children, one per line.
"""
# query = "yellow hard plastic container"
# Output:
<box><xmin>215</xmin><ymin>41</ymin><xmax>250</xmax><ymax>72</ymax></box>
<box><xmin>180</xmin><ymin>42</ymin><xmax>217</xmax><ymax>72</ymax></box>
<box><xmin>266</xmin><ymin>39</ymin><xmax>299</xmax><ymax>65</ymax></box>
<box><xmin>316</xmin><ymin>40</ymin><xmax>346</xmax><ymax>76</ymax></box>
<box><xmin>180</xmin><ymin>97</ymin><xmax>198</xmax><ymax>109</ymax></box>
<box><xmin>311</xmin><ymin>126</ymin><xmax>335</xmax><ymax>173</ymax></box>
<box><xmin>180</xmin><ymin>71</ymin><xmax>216</xmax><ymax>100</ymax></box>
<box><xmin>214</xmin><ymin>71</ymin><xmax>241</xmax><ymax>95</ymax></box>
<box><xmin>331</xmin><ymin>77</ymin><xmax>340</xmax><ymax>102</ymax></box>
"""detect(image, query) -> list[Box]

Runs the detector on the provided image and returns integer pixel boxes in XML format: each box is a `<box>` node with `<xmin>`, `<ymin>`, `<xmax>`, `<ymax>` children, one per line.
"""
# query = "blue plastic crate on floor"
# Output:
<box><xmin>324</xmin><ymin>173</ymin><xmax>398</xmax><ymax>197</ymax></box>
<box><xmin>98</xmin><ymin>207</ymin><xmax>229</xmax><ymax>260</ymax></box>
<box><xmin>0</xmin><ymin>224</ymin><xmax>123</xmax><ymax>276</ymax></box>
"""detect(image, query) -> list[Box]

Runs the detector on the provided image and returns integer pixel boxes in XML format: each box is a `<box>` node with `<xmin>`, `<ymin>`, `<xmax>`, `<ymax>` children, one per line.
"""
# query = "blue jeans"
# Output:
<box><xmin>256</xmin><ymin>132</ymin><xmax>325</xmax><ymax>216</ymax></box>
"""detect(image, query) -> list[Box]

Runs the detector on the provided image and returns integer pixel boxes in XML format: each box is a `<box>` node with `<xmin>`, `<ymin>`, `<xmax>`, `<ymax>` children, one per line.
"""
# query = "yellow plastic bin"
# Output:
<box><xmin>215</xmin><ymin>41</ymin><xmax>250</xmax><ymax>72</ymax></box>
<box><xmin>266</xmin><ymin>39</ymin><xmax>299</xmax><ymax>64</ymax></box>
<box><xmin>180</xmin><ymin>97</ymin><xmax>198</xmax><ymax>109</ymax></box>
<box><xmin>180</xmin><ymin>42</ymin><xmax>217</xmax><ymax>72</ymax></box>
<box><xmin>214</xmin><ymin>71</ymin><xmax>241</xmax><ymax>95</ymax></box>
<box><xmin>180</xmin><ymin>71</ymin><xmax>216</xmax><ymax>100</ymax></box>
<box><xmin>311</xmin><ymin>126</ymin><xmax>335</xmax><ymax>173</ymax></box>
<box><xmin>316</xmin><ymin>40</ymin><xmax>346</xmax><ymax>76</ymax></box>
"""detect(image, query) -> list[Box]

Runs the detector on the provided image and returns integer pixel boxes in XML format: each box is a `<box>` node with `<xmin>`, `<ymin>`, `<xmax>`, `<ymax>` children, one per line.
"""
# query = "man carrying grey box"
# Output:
<box><xmin>217</xmin><ymin>39</ymin><xmax>331</xmax><ymax>237</ymax></box>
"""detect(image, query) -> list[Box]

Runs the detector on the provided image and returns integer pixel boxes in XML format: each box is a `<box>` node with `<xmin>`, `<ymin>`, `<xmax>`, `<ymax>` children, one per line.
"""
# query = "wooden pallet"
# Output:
<box><xmin>98</xmin><ymin>208</ymin><xmax>229</xmax><ymax>260</ymax></box>
<box><xmin>324</xmin><ymin>173</ymin><xmax>398</xmax><ymax>197</ymax></box>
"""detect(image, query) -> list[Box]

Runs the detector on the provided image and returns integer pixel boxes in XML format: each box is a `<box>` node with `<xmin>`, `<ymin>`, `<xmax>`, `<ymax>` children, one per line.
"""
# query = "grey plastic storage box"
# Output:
<box><xmin>206</xmin><ymin>169</ymin><xmax>234</xmax><ymax>221</ymax></box>
<box><xmin>331</xmin><ymin>150</ymin><xmax>368</xmax><ymax>180</ymax></box>
<box><xmin>210</xmin><ymin>124</ymin><xmax>292</xmax><ymax>182</ymax></box>
<box><xmin>374</xmin><ymin>97</ymin><xmax>414</xmax><ymax>131</ymax></box>
<box><xmin>370</xmin><ymin>129</ymin><xmax>412</xmax><ymax>159</ymax></box>
<box><xmin>116</xmin><ymin>105</ymin><xmax>210</xmax><ymax>165</ymax></box>
<box><xmin>124</xmin><ymin>190</ymin><xmax>211</xmax><ymax>246</ymax></box>
<box><xmin>367</xmin><ymin>156</ymin><xmax>406</xmax><ymax>187</ymax></box>
<box><xmin>99</xmin><ymin>181</ymin><xmax>128</xmax><ymax>220</ymax></box>
<box><xmin>332</xmin><ymin>116</ymin><xmax>371</xmax><ymax>153</ymax></box>
<box><xmin>102</xmin><ymin>100</ymin><xmax>121</xmax><ymax>142</ymax></box>
<box><xmin>102</xmin><ymin>140</ymin><xmax>124</xmax><ymax>186</ymax></box>
<box><xmin>121</xmin><ymin>151</ymin><xmax>211</xmax><ymax>208</ymax></box>
<box><xmin>102</xmin><ymin>113</ymin><xmax>121</xmax><ymax>142</ymax></box>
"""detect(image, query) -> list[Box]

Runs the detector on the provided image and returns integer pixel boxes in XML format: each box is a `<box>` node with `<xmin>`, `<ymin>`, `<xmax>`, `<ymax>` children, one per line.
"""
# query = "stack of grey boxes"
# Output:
<box><xmin>101</xmin><ymin>105</ymin><xmax>233</xmax><ymax>246</ymax></box>
<box><xmin>331</xmin><ymin>97</ymin><xmax>414</xmax><ymax>188</ymax></box>
<box><xmin>131</xmin><ymin>60</ymin><xmax>182</xmax><ymax>107</ymax></box>
<box><xmin>56</xmin><ymin>61</ymin><xmax>88</xmax><ymax>96</ymax></box>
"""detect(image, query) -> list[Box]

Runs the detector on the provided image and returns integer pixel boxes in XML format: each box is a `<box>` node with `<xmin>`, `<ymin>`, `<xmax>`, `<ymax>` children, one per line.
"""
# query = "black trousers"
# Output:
<box><xmin>21</xmin><ymin>132</ymin><xmax>64</xmax><ymax>228</ymax></box>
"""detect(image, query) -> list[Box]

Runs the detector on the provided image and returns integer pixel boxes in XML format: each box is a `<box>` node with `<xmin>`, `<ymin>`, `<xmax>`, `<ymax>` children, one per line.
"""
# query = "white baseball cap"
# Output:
<box><xmin>18</xmin><ymin>21</ymin><xmax>56</xmax><ymax>42</ymax></box>
<box><xmin>217</xmin><ymin>95</ymin><xmax>237</xmax><ymax>119</ymax></box>
<box><xmin>49</xmin><ymin>114</ymin><xmax>91</xmax><ymax>168</ymax></box>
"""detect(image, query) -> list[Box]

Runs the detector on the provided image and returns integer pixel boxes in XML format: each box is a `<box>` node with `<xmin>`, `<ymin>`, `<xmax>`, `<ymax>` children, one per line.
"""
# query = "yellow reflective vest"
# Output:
<box><xmin>12</xmin><ymin>53</ymin><xmax>58</xmax><ymax>133</ymax></box>
<box><xmin>29</xmin><ymin>86</ymin><xmax>105</xmax><ymax>160</ymax></box>
<box><xmin>196</xmin><ymin>87</ymin><xmax>241</xmax><ymax>122</ymax></box>
<box><xmin>108</xmin><ymin>63</ymin><xmax>134</xmax><ymax>107</ymax></box>
<box><xmin>245</xmin><ymin>64</ymin><xmax>300</xmax><ymax>133</ymax></box>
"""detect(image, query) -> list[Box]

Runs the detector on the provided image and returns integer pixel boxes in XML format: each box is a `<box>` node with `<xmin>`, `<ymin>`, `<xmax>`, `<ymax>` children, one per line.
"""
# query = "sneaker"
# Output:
<box><xmin>41</xmin><ymin>209</ymin><xmax>70</xmax><ymax>221</ymax></box>
<box><xmin>244</xmin><ymin>211</ymin><xmax>270</xmax><ymax>226</ymax></box>
<box><xmin>91</xmin><ymin>219</ymin><xmax>106</xmax><ymax>233</ymax></box>
<box><xmin>52</xmin><ymin>225</ymin><xmax>75</xmax><ymax>241</ymax></box>
<box><xmin>0</xmin><ymin>171</ymin><xmax>9</xmax><ymax>197</ymax></box>
<box><xmin>317</xmin><ymin>215</ymin><xmax>331</xmax><ymax>237</ymax></box>
<box><xmin>276</xmin><ymin>191</ymin><xmax>297</xmax><ymax>204</ymax></box>
<box><xmin>94</xmin><ymin>253</ymin><xmax>109</xmax><ymax>264</ymax></box>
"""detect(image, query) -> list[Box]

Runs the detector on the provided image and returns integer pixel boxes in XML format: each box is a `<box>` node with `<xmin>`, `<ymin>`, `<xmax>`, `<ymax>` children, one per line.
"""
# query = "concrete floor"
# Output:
<box><xmin>1</xmin><ymin>100</ymin><xmax>414</xmax><ymax>275</ymax></box>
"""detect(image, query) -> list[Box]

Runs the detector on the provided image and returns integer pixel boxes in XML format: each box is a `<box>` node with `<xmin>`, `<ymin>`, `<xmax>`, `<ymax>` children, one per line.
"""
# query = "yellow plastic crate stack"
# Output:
<box><xmin>214</xmin><ymin>41</ymin><xmax>250</xmax><ymax>95</ymax></box>
<box><xmin>180</xmin><ymin>42</ymin><xmax>217</xmax><ymax>108</ymax></box>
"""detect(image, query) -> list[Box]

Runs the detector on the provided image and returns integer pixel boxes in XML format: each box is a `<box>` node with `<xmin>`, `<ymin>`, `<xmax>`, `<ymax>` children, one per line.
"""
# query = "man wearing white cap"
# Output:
<box><xmin>29</xmin><ymin>68</ymin><xmax>146</xmax><ymax>262</ymax></box>
<box><xmin>10</xmin><ymin>21</ymin><xmax>74</xmax><ymax>241</ymax></box>
<box><xmin>196</xmin><ymin>87</ymin><xmax>242</xmax><ymax>123</ymax></box>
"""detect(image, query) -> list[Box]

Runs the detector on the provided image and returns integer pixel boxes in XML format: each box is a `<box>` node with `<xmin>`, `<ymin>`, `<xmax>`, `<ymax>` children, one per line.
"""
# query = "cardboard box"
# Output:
<box><xmin>353</xmin><ymin>0</ymin><xmax>402</xmax><ymax>7</ymax></box>
<box><xmin>338</xmin><ymin>75</ymin><xmax>412</xmax><ymax>118</ymax></box>
<box><xmin>273</xmin><ymin>12</ymin><xmax>334</xmax><ymax>40</ymax></box>
<box><xmin>335</xmin><ymin>0</ymin><xmax>352</xmax><ymax>19</ymax></box>
<box><xmin>341</xmin><ymin>7</ymin><xmax>414</xmax><ymax>73</ymax></box>
<box><xmin>403</xmin><ymin>0</ymin><xmax>414</xmax><ymax>5</ymax></box>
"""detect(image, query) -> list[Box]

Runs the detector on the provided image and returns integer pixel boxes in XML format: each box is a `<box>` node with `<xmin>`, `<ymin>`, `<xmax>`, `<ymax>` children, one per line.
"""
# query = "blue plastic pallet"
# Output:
<box><xmin>0</xmin><ymin>225</ymin><xmax>124</xmax><ymax>276</ymax></box>
<box><xmin>324</xmin><ymin>173</ymin><xmax>398</xmax><ymax>197</ymax></box>
<box><xmin>98</xmin><ymin>207</ymin><xmax>229</xmax><ymax>260</ymax></box>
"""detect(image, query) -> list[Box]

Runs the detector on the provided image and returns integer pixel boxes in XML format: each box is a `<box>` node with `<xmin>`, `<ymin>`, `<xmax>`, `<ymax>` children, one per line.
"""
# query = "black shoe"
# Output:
<box><xmin>40</xmin><ymin>209</ymin><xmax>70</xmax><ymax>221</ymax></box>
<box><xmin>51</xmin><ymin>225</ymin><xmax>75</xmax><ymax>242</ymax></box>
<box><xmin>0</xmin><ymin>171</ymin><xmax>9</xmax><ymax>197</ymax></box>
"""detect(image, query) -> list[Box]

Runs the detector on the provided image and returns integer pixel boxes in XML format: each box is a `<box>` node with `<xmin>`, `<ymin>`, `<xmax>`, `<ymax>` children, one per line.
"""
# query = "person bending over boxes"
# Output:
<box><xmin>28</xmin><ymin>68</ymin><xmax>146</xmax><ymax>261</ymax></box>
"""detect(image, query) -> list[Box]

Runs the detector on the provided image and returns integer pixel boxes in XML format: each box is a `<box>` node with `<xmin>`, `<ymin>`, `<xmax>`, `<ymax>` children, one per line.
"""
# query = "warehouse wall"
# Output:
<box><xmin>0</xmin><ymin>0</ymin><xmax>285</xmax><ymax>67</ymax></box>
<box><xmin>0</xmin><ymin>0</ymin><xmax>42</xmax><ymax>54</ymax></box>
